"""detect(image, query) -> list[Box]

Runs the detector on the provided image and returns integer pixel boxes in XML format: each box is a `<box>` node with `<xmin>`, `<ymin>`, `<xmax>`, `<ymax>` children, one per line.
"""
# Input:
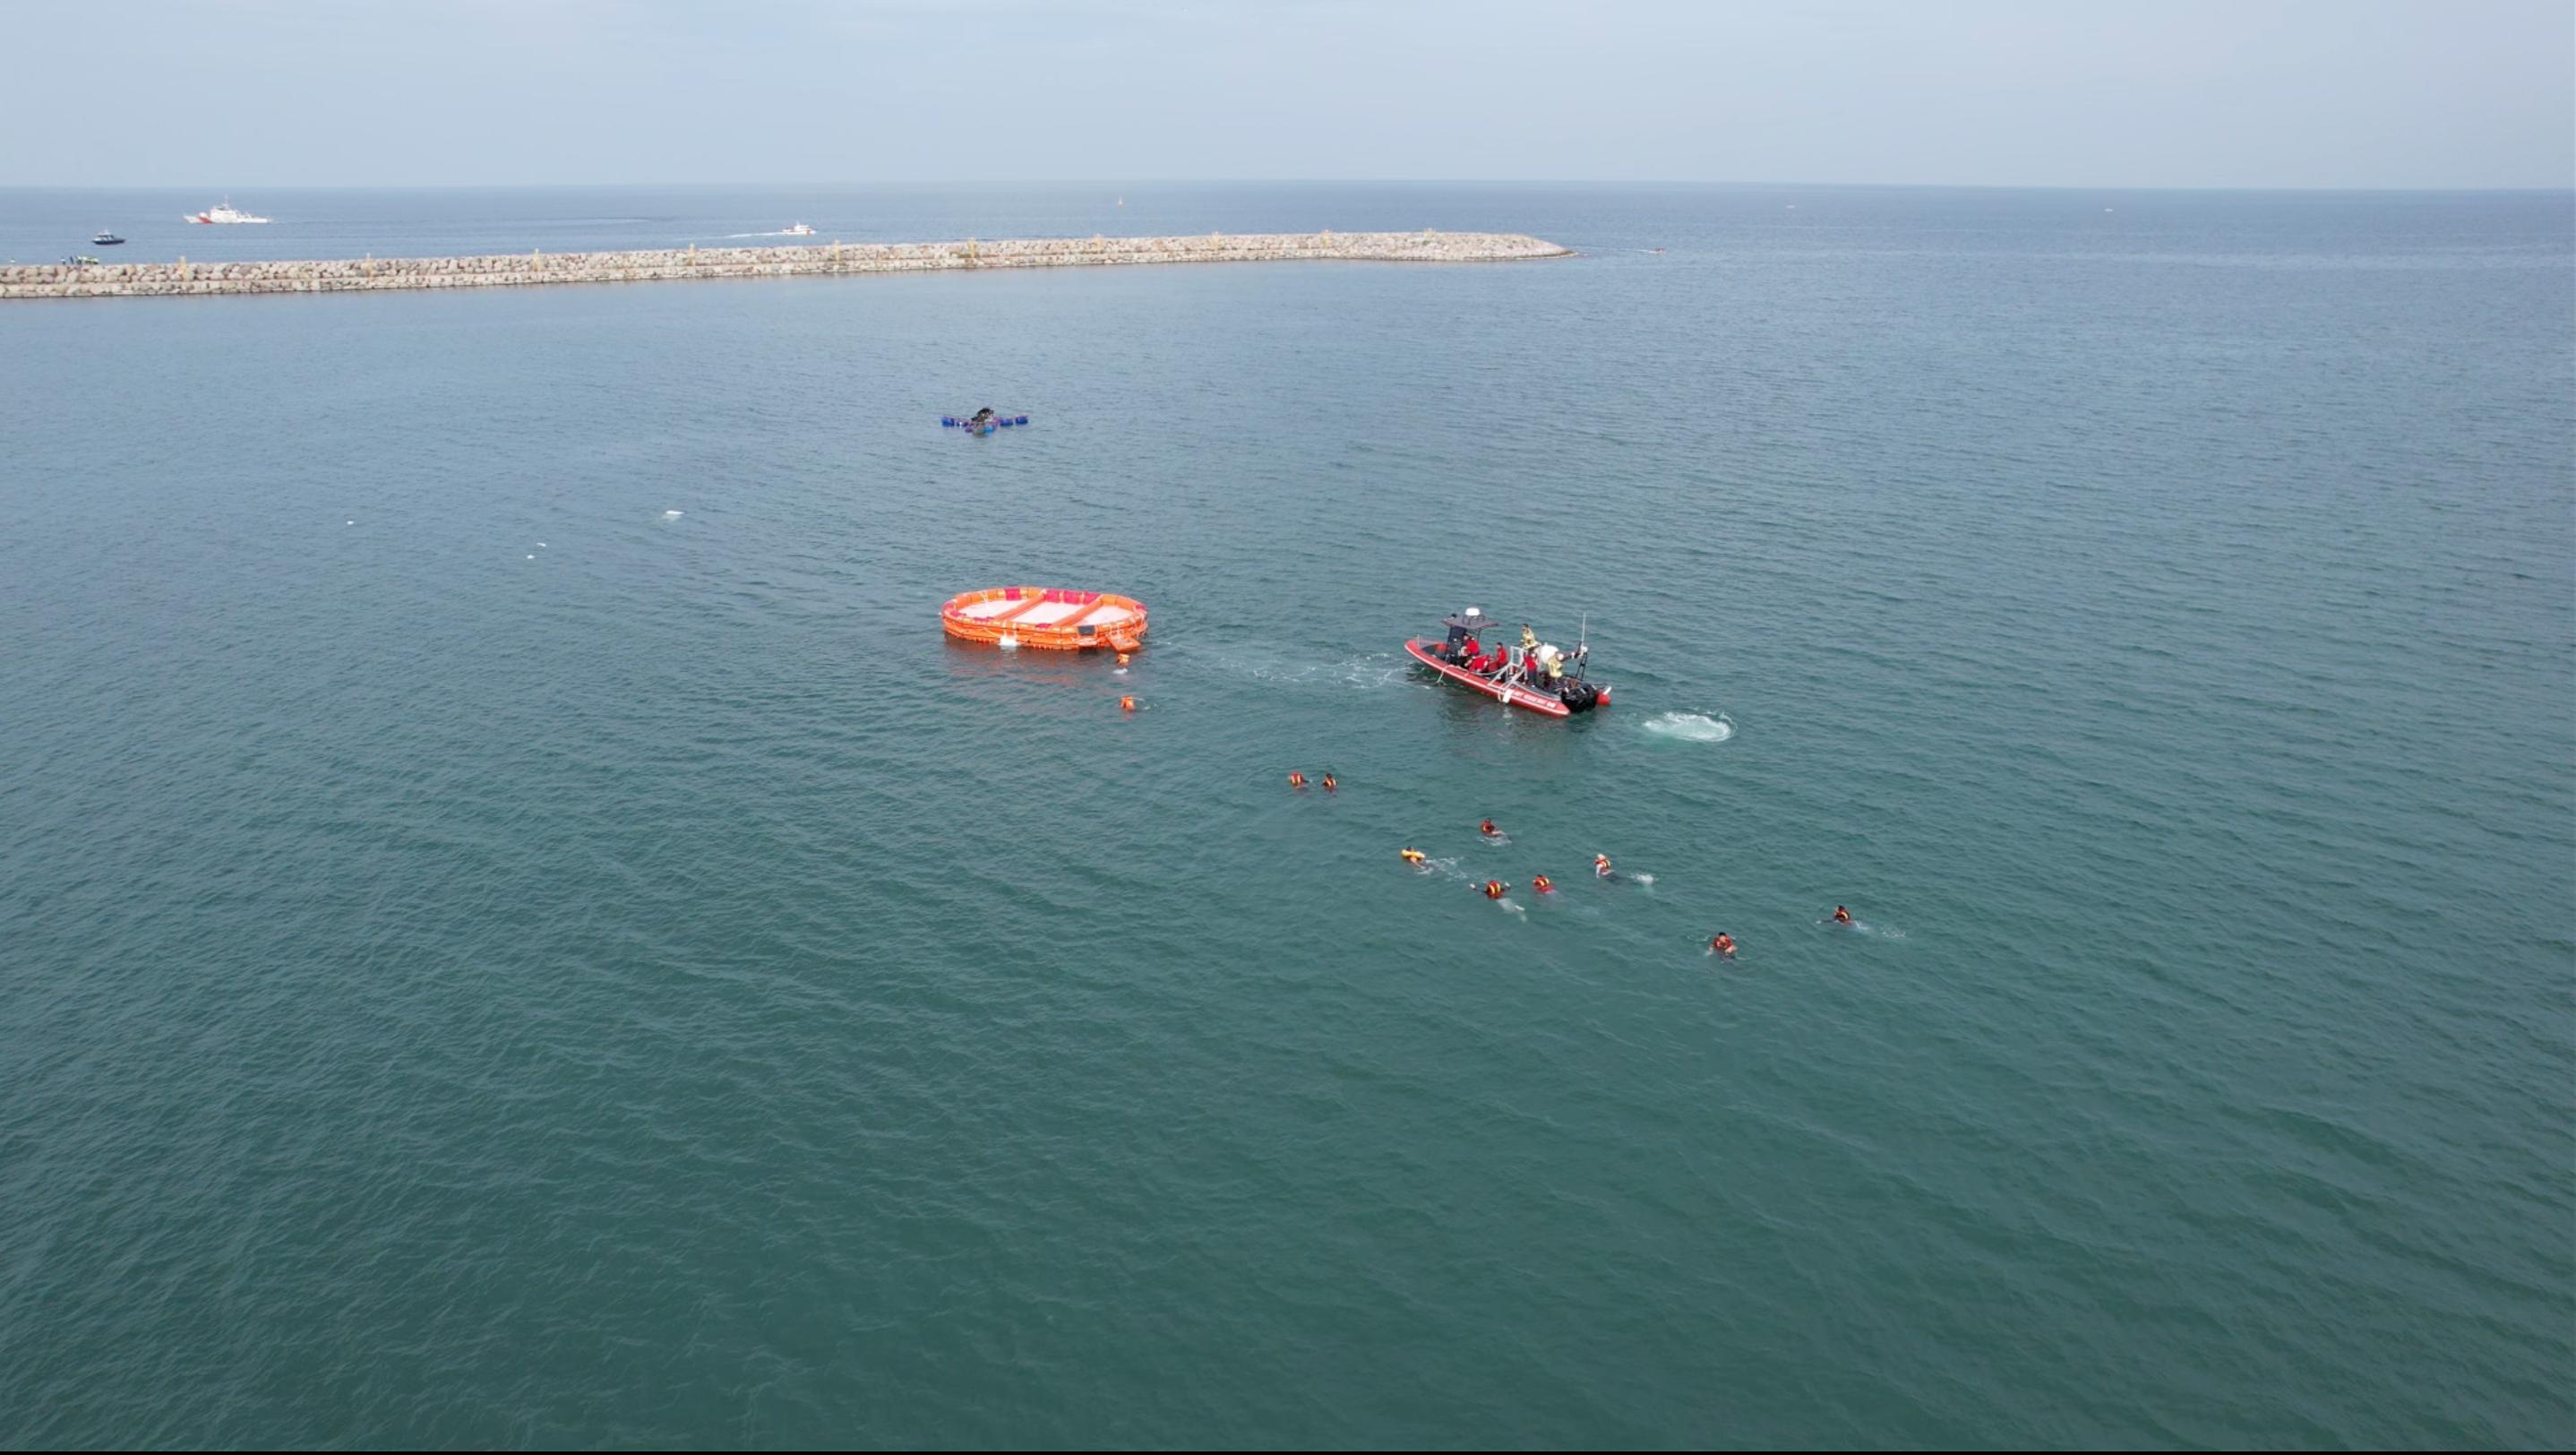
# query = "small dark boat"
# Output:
<box><xmin>92</xmin><ymin>231</ymin><xmax>125</xmax><ymax>246</ymax></box>
<box><xmin>1406</xmin><ymin>606</ymin><xmax>1609</xmax><ymax>718</ymax></box>
<box><xmin>940</xmin><ymin>407</ymin><xmax>1029</xmax><ymax>435</ymax></box>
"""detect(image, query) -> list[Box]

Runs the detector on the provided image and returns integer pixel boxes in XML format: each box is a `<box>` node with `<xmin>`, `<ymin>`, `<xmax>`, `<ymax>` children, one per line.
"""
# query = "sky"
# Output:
<box><xmin>1</xmin><ymin>0</ymin><xmax>2568</xmax><ymax>189</ymax></box>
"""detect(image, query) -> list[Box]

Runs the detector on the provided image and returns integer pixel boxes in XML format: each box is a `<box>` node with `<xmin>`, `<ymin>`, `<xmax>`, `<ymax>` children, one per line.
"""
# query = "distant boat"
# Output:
<box><xmin>782</xmin><ymin>222</ymin><xmax>815</xmax><ymax>236</ymax></box>
<box><xmin>92</xmin><ymin>231</ymin><xmax>125</xmax><ymax>245</ymax></box>
<box><xmin>185</xmin><ymin>200</ymin><xmax>270</xmax><ymax>225</ymax></box>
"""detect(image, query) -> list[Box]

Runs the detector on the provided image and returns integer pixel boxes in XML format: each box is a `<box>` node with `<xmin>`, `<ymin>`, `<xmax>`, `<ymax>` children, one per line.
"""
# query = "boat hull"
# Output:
<box><xmin>1404</xmin><ymin>639</ymin><xmax>1593</xmax><ymax>717</ymax></box>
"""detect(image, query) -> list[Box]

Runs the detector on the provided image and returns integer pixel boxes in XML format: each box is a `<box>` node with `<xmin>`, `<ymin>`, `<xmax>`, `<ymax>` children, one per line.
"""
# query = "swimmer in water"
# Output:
<box><xmin>1532</xmin><ymin>874</ymin><xmax>1553</xmax><ymax>893</ymax></box>
<box><xmin>1710</xmin><ymin>933</ymin><xmax>1736</xmax><ymax>959</ymax></box>
<box><xmin>1480</xmin><ymin>819</ymin><xmax>1500</xmax><ymax>837</ymax></box>
<box><xmin>1400</xmin><ymin>848</ymin><xmax>1427</xmax><ymax>865</ymax></box>
<box><xmin>1321</xmin><ymin>772</ymin><xmax>1337</xmax><ymax>792</ymax></box>
<box><xmin>1483</xmin><ymin>880</ymin><xmax>1507</xmax><ymax>899</ymax></box>
<box><xmin>1833</xmin><ymin>906</ymin><xmax>1853</xmax><ymax>926</ymax></box>
<box><xmin>1288</xmin><ymin>772</ymin><xmax>1306</xmax><ymax>788</ymax></box>
<box><xmin>1593</xmin><ymin>854</ymin><xmax>1613</xmax><ymax>878</ymax></box>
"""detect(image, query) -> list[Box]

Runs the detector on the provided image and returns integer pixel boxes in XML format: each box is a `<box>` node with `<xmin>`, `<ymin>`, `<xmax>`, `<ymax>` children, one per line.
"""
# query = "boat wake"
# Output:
<box><xmin>1234</xmin><ymin>652</ymin><xmax>1408</xmax><ymax>692</ymax></box>
<box><xmin>1643</xmin><ymin>711</ymin><xmax>1732</xmax><ymax>744</ymax></box>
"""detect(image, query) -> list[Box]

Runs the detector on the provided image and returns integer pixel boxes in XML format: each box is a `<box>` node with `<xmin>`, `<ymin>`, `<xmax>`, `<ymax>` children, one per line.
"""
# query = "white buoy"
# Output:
<box><xmin>526</xmin><ymin>554</ymin><xmax>535</xmax><ymax>560</ymax></box>
<box><xmin>663</xmin><ymin>510</ymin><xmax>683</xmax><ymax>519</ymax></box>
<box><xmin>346</xmin><ymin>520</ymin><xmax>354</xmax><ymax>526</ymax></box>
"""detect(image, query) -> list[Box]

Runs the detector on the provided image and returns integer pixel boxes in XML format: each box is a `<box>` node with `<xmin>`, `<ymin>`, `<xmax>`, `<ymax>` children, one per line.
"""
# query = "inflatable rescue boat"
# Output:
<box><xmin>941</xmin><ymin>587</ymin><xmax>1146</xmax><ymax>652</ymax></box>
<box><xmin>1405</xmin><ymin>606</ymin><xmax>1607</xmax><ymax>717</ymax></box>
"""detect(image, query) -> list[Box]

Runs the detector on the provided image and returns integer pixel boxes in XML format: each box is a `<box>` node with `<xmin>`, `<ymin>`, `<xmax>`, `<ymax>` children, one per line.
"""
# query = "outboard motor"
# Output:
<box><xmin>1558</xmin><ymin>680</ymin><xmax>1602</xmax><ymax>713</ymax></box>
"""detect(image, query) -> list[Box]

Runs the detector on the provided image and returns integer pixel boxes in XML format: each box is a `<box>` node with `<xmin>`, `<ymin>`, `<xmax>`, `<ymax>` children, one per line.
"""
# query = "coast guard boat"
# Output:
<box><xmin>1406</xmin><ymin>606</ymin><xmax>1608</xmax><ymax>718</ymax></box>
<box><xmin>185</xmin><ymin>201</ymin><xmax>270</xmax><ymax>225</ymax></box>
<box><xmin>782</xmin><ymin>222</ymin><xmax>816</xmax><ymax>236</ymax></box>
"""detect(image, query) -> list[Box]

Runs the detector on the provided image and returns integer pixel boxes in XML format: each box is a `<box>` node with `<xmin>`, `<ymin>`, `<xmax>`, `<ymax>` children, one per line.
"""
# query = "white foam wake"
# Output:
<box><xmin>1643</xmin><ymin>711</ymin><xmax>1732</xmax><ymax>743</ymax></box>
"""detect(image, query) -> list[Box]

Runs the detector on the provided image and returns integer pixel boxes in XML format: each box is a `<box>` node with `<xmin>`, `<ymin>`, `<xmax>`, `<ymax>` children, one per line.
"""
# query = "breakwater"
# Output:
<box><xmin>0</xmin><ymin>230</ymin><xmax>1570</xmax><ymax>301</ymax></box>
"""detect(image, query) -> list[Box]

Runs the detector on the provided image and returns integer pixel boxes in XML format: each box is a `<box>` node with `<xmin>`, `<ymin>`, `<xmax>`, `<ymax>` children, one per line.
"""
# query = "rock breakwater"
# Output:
<box><xmin>1</xmin><ymin>230</ymin><xmax>1571</xmax><ymax>301</ymax></box>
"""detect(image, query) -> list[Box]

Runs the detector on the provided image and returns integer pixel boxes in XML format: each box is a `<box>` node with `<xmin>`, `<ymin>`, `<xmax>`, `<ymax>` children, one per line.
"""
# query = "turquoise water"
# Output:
<box><xmin>2</xmin><ymin>185</ymin><xmax>2570</xmax><ymax>1449</ymax></box>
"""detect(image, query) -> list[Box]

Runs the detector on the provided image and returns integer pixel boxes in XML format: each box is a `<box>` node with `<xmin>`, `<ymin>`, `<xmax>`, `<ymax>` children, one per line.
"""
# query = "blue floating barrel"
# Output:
<box><xmin>940</xmin><ymin>417</ymin><xmax>958</xmax><ymax>426</ymax></box>
<box><xmin>1015</xmin><ymin>415</ymin><xmax>1030</xmax><ymax>425</ymax></box>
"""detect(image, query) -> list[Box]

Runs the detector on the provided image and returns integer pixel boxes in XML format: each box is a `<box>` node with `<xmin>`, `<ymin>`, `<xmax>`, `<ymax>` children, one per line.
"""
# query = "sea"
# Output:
<box><xmin>1</xmin><ymin>184</ymin><xmax>2569</xmax><ymax>1450</ymax></box>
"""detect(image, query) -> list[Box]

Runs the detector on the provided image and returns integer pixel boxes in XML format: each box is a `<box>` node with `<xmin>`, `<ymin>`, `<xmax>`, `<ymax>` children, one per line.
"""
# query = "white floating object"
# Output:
<box><xmin>998</xmin><ymin>633</ymin><xmax>1020</xmax><ymax>650</ymax></box>
<box><xmin>537</xmin><ymin>542</ymin><xmax>547</xmax><ymax>548</ymax></box>
<box><xmin>526</xmin><ymin>554</ymin><xmax>535</xmax><ymax>560</ymax></box>
<box><xmin>663</xmin><ymin>510</ymin><xmax>683</xmax><ymax>519</ymax></box>
<box><xmin>346</xmin><ymin>520</ymin><xmax>355</xmax><ymax>526</ymax></box>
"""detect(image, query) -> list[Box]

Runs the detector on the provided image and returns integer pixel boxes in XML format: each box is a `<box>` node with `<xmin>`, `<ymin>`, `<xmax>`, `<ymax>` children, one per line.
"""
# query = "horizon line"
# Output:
<box><xmin>6</xmin><ymin>179</ymin><xmax>2572</xmax><ymax>195</ymax></box>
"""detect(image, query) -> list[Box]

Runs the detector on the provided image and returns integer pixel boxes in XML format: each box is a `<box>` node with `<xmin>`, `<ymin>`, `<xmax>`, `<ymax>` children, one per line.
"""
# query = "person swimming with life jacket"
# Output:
<box><xmin>1321</xmin><ymin>772</ymin><xmax>1337</xmax><ymax>792</ymax></box>
<box><xmin>1483</xmin><ymin>880</ymin><xmax>1508</xmax><ymax>900</ymax></box>
<box><xmin>1480</xmin><ymin>819</ymin><xmax>1501</xmax><ymax>838</ymax></box>
<box><xmin>1833</xmin><ymin>905</ymin><xmax>1853</xmax><ymax>926</ymax></box>
<box><xmin>1400</xmin><ymin>848</ymin><xmax>1428</xmax><ymax>865</ymax></box>
<box><xmin>1532</xmin><ymin>874</ymin><xmax>1554</xmax><ymax>893</ymax></box>
<box><xmin>1593</xmin><ymin>854</ymin><xmax>1613</xmax><ymax>879</ymax></box>
<box><xmin>1288</xmin><ymin>771</ymin><xmax>1306</xmax><ymax>789</ymax></box>
<box><xmin>1709</xmin><ymin>933</ymin><xmax>1737</xmax><ymax>959</ymax></box>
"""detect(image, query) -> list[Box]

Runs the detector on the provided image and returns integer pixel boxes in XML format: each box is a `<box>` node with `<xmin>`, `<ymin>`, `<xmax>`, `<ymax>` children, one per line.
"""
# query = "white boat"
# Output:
<box><xmin>185</xmin><ymin>200</ymin><xmax>271</xmax><ymax>225</ymax></box>
<box><xmin>782</xmin><ymin>222</ymin><xmax>815</xmax><ymax>236</ymax></box>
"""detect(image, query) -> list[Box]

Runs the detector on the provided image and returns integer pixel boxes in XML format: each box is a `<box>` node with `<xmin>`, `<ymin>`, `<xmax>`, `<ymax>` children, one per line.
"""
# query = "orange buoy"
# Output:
<box><xmin>940</xmin><ymin>586</ymin><xmax>1147</xmax><ymax>652</ymax></box>
<box><xmin>1120</xmin><ymin>695</ymin><xmax>1136</xmax><ymax>711</ymax></box>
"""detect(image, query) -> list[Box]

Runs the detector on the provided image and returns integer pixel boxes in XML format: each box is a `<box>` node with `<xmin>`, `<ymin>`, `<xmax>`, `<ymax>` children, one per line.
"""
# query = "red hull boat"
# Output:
<box><xmin>1404</xmin><ymin>607</ymin><xmax>1609</xmax><ymax>718</ymax></box>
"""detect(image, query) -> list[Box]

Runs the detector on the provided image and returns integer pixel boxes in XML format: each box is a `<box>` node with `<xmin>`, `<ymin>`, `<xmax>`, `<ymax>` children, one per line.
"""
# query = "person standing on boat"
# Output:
<box><xmin>1519</xmin><ymin>623</ymin><xmax>1539</xmax><ymax>655</ymax></box>
<box><xmin>1456</xmin><ymin>631</ymin><xmax>1481</xmax><ymax>667</ymax></box>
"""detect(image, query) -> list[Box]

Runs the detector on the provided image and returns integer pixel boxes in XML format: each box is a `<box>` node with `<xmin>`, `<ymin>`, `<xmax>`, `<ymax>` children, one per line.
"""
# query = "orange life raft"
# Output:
<box><xmin>940</xmin><ymin>586</ymin><xmax>1147</xmax><ymax>652</ymax></box>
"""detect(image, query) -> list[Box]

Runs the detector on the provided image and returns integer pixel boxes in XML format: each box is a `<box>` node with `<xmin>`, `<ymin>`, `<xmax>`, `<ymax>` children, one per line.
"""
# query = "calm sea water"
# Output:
<box><xmin>1</xmin><ymin>185</ymin><xmax>2569</xmax><ymax>1450</ymax></box>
